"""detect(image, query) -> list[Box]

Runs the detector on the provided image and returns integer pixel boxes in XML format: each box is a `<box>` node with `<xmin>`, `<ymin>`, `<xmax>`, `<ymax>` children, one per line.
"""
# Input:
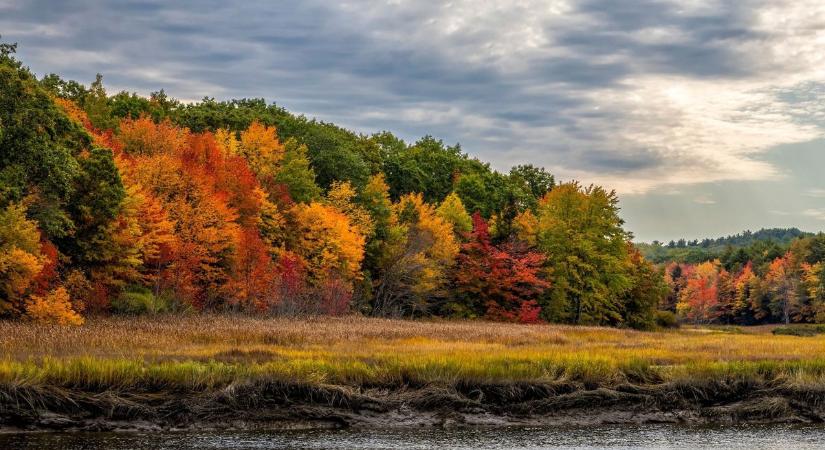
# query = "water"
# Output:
<box><xmin>2</xmin><ymin>424</ymin><xmax>824</xmax><ymax>449</ymax></box>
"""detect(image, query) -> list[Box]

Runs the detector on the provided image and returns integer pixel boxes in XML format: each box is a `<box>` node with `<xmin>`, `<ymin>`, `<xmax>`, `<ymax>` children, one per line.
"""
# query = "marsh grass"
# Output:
<box><xmin>2</xmin><ymin>316</ymin><xmax>825</xmax><ymax>391</ymax></box>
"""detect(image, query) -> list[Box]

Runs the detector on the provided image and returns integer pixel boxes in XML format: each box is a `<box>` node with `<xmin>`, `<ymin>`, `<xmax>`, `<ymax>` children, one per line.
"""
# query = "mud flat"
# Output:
<box><xmin>3</xmin><ymin>379</ymin><xmax>825</xmax><ymax>432</ymax></box>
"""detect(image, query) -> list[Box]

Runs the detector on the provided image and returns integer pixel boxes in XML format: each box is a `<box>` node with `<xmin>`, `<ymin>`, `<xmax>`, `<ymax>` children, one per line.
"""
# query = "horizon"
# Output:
<box><xmin>3</xmin><ymin>0</ymin><xmax>825</xmax><ymax>242</ymax></box>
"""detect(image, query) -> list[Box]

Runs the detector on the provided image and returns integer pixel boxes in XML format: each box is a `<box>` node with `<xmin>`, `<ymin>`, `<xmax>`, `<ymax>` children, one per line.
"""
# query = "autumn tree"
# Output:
<box><xmin>227</xmin><ymin>227</ymin><xmax>278</xmax><ymax>311</ymax></box>
<box><xmin>733</xmin><ymin>262</ymin><xmax>759</xmax><ymax>324</ymax></box>
<box><xmin>803</xmin><ymin>262</ymin><xmax>825</xmax><ymax>323</ymax></box>
<box><xmin>372</xmin><ymin>193</ymin><xmax>459</xmax><ymax>316</ymax></box>
<box><xmin>117</xmin><ymin>116</ymin><xmax>189</xmax><ymax>156</ymax></box>
<box><xmin>25</xmin><ymin>286</ymin><xmax>83</xmax><ymax>325</ymax></box>
<box><xmin>289</xmin><ymin>201</ymin><xmax>365</xmax><ymax>291</ymax></box>
<box><xmin>620</xmin><ymin>246</ymin><xmax>668</xmax><ymax>330</ymax></box>
<box><xmin>129</xmin><ymin>145</ymin><xmax>241</xmax><ymax>308</ymax></box>
<box><xmin>534</xmin><ymin>182</ymin><xmax>632</xmax><ymax>325</ymax></box>
<box><xmin>238</xmin><ymin>121</ymin><xmax>284</xmax><ymax>178</ymax></box>
<box><xmin>0</xmin><ymin>203</ymin><xmax>44</xmax><ymax>315</ymax></box>
<box><xmin>716</xmin><ymin>268</ymin><xmax>736</xmax><ymax>323</ymax></box>
<box><xmin>436</xmin><ymin>192</ymin><xmax>472</xmax><ymax>237</ymax></box>
<box><xmin>764</xmin><ymin>253</ymin><xmax>803</xmax><ymax>324</ymax></box>
<box><xmin>450</xmin><ymin>213</ymin><xmax>548</xmax><ymax>322</ymax></box>
<box><xmin>677</xmin><ymin>260</ymin><xmax>721</xmax><ymax>325</ymax></box>
<box><xmin>327</xmin><ymin>180</ymin><xmax>374</xmax><ymax>239</ymax></box>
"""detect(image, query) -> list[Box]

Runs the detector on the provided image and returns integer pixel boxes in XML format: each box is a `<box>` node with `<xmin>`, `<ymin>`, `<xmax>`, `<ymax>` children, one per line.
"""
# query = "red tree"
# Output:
<box><xmin>227</xmin><ymin>227</ymin><xmax>278</xmax><ymax>312</ymax></box>
<box><xmin>453</xmin><ymin>213</ymin><xmax>549</xmax><ymax>323</ymax></box>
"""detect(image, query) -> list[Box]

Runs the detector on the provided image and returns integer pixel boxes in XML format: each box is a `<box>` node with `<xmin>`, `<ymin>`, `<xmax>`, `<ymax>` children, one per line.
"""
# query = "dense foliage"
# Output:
<box><xmin>652</xmin><ymin>230</ymin><xmax>825</xmax><ymax>325</ymax></box>
<box><xmin>0</xmin><ymin>42</ymin><xmax>662</xmax><ymax>328</ymax></box>
<box><xmin>639</xmin><ymin>228</ymin><xmax>810</xmax><ymax>264</ymax></box>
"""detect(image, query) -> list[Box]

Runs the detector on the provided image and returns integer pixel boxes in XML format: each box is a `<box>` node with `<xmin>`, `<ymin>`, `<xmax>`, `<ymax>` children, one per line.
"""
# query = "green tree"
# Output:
<box><xmin>534</xmin><ymin>182</ymin><xmax>632</xmax><ymax>325</ymax></box>
<box><xmin>509</xmin><ymin>164</ymin><xmax>555</xmax><ymax>211</ymax></box>
<box><xmin>273</xmin><ymin>138</ymin><xmax>321</xmax><ymax>203</ymax></box>
<box><xmin>620</xmin><ymin>247</ymin><xmax>668</xmax><ymax>329</ymax></box>
<box><xmin>58</xmin><ymin>148</ymin><xmax>126</xmax><ymax>268</ymax></box>
<box><xmin>383</xmin><ymin>136</ymin><xmax>470</xmax><ymax>203</ymax></box>
<box><xmin>0</xmin><ymin>43</ymin><xmax>90</xmax><ymax>238</ymax></box>
<box><xmin>82</xmin><ymin>74</ymin><xmax>117</xmax><ymax>131</ymax></box>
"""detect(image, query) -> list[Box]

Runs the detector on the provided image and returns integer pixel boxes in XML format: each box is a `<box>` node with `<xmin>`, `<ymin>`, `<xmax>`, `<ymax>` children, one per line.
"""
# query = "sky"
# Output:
<box><xmin>3</xmin><ymin>0</ymin><xmax>825</xmax><ymax>242</ymax></box>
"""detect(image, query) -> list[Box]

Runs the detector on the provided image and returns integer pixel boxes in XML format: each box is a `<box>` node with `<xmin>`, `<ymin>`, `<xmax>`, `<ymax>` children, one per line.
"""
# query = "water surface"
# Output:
<box><xmin>2</xmin><ymin>424</ymin><xmax>823</xmax><ymax>449</ymax></box>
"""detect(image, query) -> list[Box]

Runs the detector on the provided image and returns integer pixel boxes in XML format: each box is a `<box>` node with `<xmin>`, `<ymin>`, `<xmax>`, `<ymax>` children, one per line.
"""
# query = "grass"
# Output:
<box><xmin>4</xmin><ymin>315</ymin><xmax>825</xmax><ymax>392</ymax></box>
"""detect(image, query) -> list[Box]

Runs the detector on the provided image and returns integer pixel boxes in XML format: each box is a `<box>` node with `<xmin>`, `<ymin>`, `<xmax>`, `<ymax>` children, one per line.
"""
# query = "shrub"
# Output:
<box><xmin>772</xmin><ymin>325</ymin><xmax>825</xmax><ymax>337</ymax></box>
<box><xmin>111</xmin><ymin>287</ymin><xmax>170</xmax><ymax>315</ymax></box>
<box><xmin>25</xmin><ymin>287</ymin><xmax>84</xmax><ymax>326</ymax></box>
<box><xmin>655</xmin><ymin>310</ymin><xmax>679</xmax><ymax>329</ymax></box>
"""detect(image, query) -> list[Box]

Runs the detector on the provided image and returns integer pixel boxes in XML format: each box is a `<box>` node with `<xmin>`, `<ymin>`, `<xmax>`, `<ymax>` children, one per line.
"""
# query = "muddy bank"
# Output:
<box><xmin>3</xmin><ymin>380</ymin><xmax>825</xmax><ymax>432</ymax></box>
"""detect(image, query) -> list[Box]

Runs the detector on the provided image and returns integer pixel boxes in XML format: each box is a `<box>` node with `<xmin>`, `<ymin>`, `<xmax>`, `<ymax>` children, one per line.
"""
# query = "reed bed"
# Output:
<box><xmin>2</xmin><ymin>315</ymin><xmax>825</xmax><ymax>390</ymax></box>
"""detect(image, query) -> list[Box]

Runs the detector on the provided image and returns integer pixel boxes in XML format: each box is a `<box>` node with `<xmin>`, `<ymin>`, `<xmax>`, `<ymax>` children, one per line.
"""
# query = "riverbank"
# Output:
<box><xmin>3</xmin><ymin>316</ymin><xmax>825</xmax><ymax>431</ymax></box>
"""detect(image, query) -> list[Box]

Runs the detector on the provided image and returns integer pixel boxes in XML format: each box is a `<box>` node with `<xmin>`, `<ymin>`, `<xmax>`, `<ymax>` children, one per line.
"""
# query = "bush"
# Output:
<box><xmin>111</xmin><ymin>287</ymin><xmax>170</xmax><ymax>315</ymax></box>
<box><xmin>25</xmin><ymin>287</ymin><xmax>84</xmax><ymax>326</ymax></box>
<box><xmin>655</xmin><ymin>310</ymin><xmax>679</xmax><ymax>329</ymax></box>
<box><xmin>772</xmin><ymin>325</ymin><xmax>825</xmax><ymax>337</ymax></box>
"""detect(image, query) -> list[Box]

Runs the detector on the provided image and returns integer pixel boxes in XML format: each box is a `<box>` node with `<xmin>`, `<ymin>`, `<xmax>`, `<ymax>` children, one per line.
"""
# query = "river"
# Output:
<box><xmin>2</xmin><ymin>424</ymin><xmax>825</xmax><ymax>449</ymax></box>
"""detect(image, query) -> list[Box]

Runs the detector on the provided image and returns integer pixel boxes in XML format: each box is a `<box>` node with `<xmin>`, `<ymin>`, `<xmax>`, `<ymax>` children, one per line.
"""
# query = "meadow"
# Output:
<box><xmin>3</xmin><ymin>315</ymin><xmax>825</xmax><ymax>392</ymax></box>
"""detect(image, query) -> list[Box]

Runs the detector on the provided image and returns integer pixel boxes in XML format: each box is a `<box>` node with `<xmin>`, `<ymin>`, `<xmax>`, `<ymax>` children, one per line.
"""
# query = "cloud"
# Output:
<box><xmin>3</xmin><ymin>0</ymin><xmax>825</xmax><ymax>195</ymax></box>
<box><xmin>803</xmin><ymin>209</ymin><xmax>825</xmax><ymax>221</ymax></box>
<box><xmin>805</xmin><ymin>188</ymin><xmax>825</xmax><ymax>198</ymax></box>
<box><xmin>693</xmin><ymin>195</ymin><xmax>717</xmax><ymax>205</ymax></box>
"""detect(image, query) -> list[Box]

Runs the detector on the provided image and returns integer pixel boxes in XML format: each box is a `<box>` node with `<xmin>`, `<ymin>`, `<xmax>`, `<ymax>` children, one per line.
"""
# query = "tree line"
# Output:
<box><xmin>638</xmin><ymin>228</ymin><xmax>810</xmax><ymax>265</ymax></box>
<box><xmin>0</xmin><ymin>41</ymin><xmax>664</xmax><ymax>328</ymax></box>
<box><xmin>663</xmin><ymin>233</ymin><xmax>825</xmax><ymax>325</ymax></box>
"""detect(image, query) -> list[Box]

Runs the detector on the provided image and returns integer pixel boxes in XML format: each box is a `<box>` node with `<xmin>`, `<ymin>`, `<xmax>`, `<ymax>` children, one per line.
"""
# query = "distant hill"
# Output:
<box><xmin>637</xmin><ymin>228</ymin><xmax>814</xmax><ymax>264</ymax></box>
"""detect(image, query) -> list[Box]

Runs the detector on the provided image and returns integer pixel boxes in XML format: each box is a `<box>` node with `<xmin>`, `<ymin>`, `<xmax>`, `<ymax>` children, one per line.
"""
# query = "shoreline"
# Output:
<box><xmin>5</xmin><ymin>316</ymin><xmax>825</xmax><ymax>433</ymax></box>
<box><xmin>3</xmin><ymin>380</ymin><xmax>825</xmax><ymax>432</ymax></box>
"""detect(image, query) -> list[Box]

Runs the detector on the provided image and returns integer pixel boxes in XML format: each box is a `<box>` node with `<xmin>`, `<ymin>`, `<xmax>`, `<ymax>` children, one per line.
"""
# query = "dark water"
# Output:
<box><xmin>2</xmin><ymin>424</ymin><xmax>825</xmax><ymax>449</ymax></box>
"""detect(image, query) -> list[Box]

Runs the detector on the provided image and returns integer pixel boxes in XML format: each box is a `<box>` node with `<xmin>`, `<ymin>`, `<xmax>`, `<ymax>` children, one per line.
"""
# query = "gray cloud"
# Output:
<box><xmin>3</xmin><ymin>0</ymin><xmax>825</xmax><ymax>240</ymax></box>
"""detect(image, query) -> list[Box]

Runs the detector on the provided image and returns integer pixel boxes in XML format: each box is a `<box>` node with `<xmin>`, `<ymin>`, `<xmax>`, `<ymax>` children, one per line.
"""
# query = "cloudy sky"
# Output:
<box><xmin>3</xmin><ymin>0</ymin><xmax>825</xmax><ymax>242</ymax></box>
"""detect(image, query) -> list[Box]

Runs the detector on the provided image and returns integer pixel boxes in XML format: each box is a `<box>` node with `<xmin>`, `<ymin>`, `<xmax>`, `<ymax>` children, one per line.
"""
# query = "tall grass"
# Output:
<box><xmin>2</xmin><ymin>316</ymin><xmax>825</xmax><ymax>390</ymax></box>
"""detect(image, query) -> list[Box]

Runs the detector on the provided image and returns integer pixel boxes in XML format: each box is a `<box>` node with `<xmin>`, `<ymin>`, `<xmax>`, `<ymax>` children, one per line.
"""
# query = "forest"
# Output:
<box><xmin>5</xmin><ymin>39</ymin><xmax>825</xmax><ymax>332</ymax></box>
<box><xmin>655</xmin><ymin>232</ymin><xmax>825</xmax><ymax>325</ymax></box>
<box><xmin>0</xmin><ymin>42</ymin><xmax>666</xmax><ymax>329</ymax></box>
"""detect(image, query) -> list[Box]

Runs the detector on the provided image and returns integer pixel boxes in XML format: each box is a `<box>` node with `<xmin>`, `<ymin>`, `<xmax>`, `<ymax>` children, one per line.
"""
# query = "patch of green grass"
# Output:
<box><xmin>772</xmin><ymin>325</ymin><xmax>825</xmax><ymax>337</ymax></box>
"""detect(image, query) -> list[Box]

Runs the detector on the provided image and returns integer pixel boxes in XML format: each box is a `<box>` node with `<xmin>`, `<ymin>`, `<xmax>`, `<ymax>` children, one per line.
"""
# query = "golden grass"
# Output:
<box><xmin>2</xmin><ymin>315</ymin><xmax>825</xmax><ymax>390</ymax></box>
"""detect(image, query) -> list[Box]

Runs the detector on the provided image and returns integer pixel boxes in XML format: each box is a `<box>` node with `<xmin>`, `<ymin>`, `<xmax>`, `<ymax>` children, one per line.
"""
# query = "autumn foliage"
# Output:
<box><xmin>0</xmin><ymin>47</ymin><xmax>667</xmax><ymax>328</ymax></box>
<box><xmin>452</xmin><ymin>213</ymin><xmax>548</xmax><ymax>323</ymax></box>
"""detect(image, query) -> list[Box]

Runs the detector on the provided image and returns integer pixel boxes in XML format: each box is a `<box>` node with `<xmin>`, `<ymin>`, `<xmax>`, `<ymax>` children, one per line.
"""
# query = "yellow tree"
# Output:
<box><xmin>327</xmin><ymin>180</ymin><xmax>374</xmax><ymax>238</ymax></box>
<box><xmin>764</xmin><ymin>253</ymin><xmax>803</xmax><ymax>324</ymax></box>
<box><xmin>290</xmin><ymin>201</ymin><xmax>365</xmax><ymax>286</ymax></box>
<box><xmin>0</xmin><ymin>203</ymin><xmax>44</xmax><ymax>315</ymax></box>
<box><xmin>214</xmin><ymin>128</ymin><xmax>240</xmax><ymax>156</ymax></box>
<box><xmin>733</xmin><ymin>262</ymin><xmax>758</xmax><ymax>321</ymax></box>
<box><xmin>373</xmin><ymin>193</ymin><xmax>459</xmax><ymax>316</ymax></box>
<box><xmin>239</xmin><ymin>121</ymin><xmax>285</xmax><ymax>178</ymax></box>
<box><xmin>512</xmin><ymin>209</ymin><xmax>539</xmax><ymax>247</ymax></box>
<box><xmin>25</xmin><ymin>286</ymin><xmax>83</xmax><ymax>326</ymax></box>
<box><xmin>436</xmin><ymin>192</ymin><xmax>472</xmax><ymax>237</ymax></box>
<box><xmin>803</xmin><ymin>262</ymin><xmax>825</xmax><ymax>323</ymax></box>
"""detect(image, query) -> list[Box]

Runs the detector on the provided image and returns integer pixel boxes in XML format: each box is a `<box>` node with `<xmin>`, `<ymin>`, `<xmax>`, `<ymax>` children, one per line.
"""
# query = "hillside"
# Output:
<box><xmin>637</xmin><ymin>228</ymin><xmax>812</xmax><ymax>264</ymax></box>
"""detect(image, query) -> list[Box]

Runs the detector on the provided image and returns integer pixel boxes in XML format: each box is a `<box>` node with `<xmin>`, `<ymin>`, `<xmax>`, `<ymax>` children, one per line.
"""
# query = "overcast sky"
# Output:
<box><xmin>3</xmin><ymin>0</ymin><xmax>825</xmax><ymax>242</ymax></box>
